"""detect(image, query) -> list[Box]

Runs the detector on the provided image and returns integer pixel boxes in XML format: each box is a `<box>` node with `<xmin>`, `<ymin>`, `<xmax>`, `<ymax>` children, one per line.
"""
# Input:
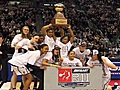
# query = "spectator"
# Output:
<box><xmin>0</xmin><ymin>33</ymin><xmax>9</xmax><ymax>87</ymax></box>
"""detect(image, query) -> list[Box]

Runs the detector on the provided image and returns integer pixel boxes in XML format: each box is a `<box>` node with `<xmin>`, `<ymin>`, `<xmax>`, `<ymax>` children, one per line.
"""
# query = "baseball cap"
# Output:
<box><xmin>79</xmin><ymin>41</ymin><xmax>87</xmax><ymax>47</ymax></box>
<box><xmin>92</xmin><ymin>50</ymin><xmax>99</xmax><ymax>55</ymax></box>
<box><xmin>54</xmin><ymin>45</ymin><xmax>61</xmax><ymax>50</ymax></box>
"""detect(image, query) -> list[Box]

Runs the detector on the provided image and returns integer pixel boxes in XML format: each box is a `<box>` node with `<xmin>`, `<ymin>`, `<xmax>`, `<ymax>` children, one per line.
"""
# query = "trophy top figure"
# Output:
<box><xmin>54</xmin><ymin>3</ymin><xmax>65</xmax><ymax>12</ymax></box>
<box><xmin>51</xmin><ymin>3</ymin><xmax>68</xmax><ymax>26</ymax></box>
<box><xmin>54</xmin><ymin>3</ymin><xmax>65</xmax><ymax>19</ymax></box>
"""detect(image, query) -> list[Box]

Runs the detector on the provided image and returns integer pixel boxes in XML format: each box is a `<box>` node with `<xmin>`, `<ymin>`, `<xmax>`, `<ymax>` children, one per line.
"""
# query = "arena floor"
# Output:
<box><xmin>0</xmin><ymin>82</ymin><xmax>35</xmax><ymax>90</ymax></box>
<box><xmin>0</xmin><ymin>80</ymin><xmax>120</xmax><ymax>90</ymax></box>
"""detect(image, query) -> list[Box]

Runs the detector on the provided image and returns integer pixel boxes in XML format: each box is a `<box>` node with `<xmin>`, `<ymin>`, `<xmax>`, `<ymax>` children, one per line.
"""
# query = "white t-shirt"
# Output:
<box><xmin>101</xmin><ymin>56</ymin><xmax>113</xmax><ymax>77</ymax></box>
<box><xmin>61</xmin><ymin>57</ymin><xmax>82</xmax><ymax>67</ymax></box>
<box><xmin>12</xmin><ymin>39</ymin><xmax>30</xmax><ymax>58</ymax></box>
<box><xmin>73</xmin><ymin>47</ymin><xmax>90</xmax><ymax>59</ymax></box>
<box><xmin>34</xmin><ymin>52</ymin><xmax>52</xmax><ymax>67</ymax></box>
<box><xmin>17</xmin><ymin>39</ymin><xmax>30</xmax><ymax>48</ymax></box>
<box><xmin>11</xmin><ymin>34</ymin><xmax>23</xmax><ymax>47</ymax></box>
<box><xmin>86</xmin><ymin>57</ymin><xmax>100</xmax><ymax>66</ymax></box>
<box><xmin>87</xmin><ymin>56</ymin><xmax>112</xmax><ymax>77</ymax></box>
<box><xmin>56</xmin><ymin>40</ymin><xmax>72</xmax><ymax>58</ymax></box>
<box><xmin>44</xmin><ymin>35</ymin><xmax>55</xmax><ymax>51</ymax></box>
<box><xmin>46</xmin><ymin>52</ymin><xmax>61</xmax><ymax>64</ymax></box>
<box><xmin>8</xmin><ymin>50</ymin><xmax>41</xmax><ymax>67</ymax></box>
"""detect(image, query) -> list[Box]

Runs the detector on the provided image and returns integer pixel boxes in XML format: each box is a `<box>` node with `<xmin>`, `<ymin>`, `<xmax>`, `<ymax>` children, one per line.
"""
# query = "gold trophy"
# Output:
<box><xmin>51</xmin><ymin>3</ymin><xmax>68</xmax><ymax>26</ymax></box>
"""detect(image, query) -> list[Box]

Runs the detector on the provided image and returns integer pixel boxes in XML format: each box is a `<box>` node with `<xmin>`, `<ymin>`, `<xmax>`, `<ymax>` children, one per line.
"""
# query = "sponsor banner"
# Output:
<box><xmin>58</xmin><ymin>68</ymin><xmax>90</xmax><ymax>88</ymax></box>
<box><xmin>110</xmin><ymin>62</ymin><xmax>120</xmax><ymax>80</ymax></box>
<box><xmin>109</xmin><ymin>80</ymin><xmax>120</xmax><ymax>86</ymax></box>
<box><xmin>44</xmin><ymin>66</ymin><xmax>103</xmax><ymax>90</ymax></box>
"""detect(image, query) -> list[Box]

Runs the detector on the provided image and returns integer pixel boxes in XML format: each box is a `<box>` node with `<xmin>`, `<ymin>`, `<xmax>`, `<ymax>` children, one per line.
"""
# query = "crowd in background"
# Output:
<box><xmin>0</xmin><ymin>0</ymin><xmax>119</xmax><ymax>89</ymax></box>
<box><xmin>0</xmin><ymin>0</ymin><xmax>120</xmax><ymax>57</ymax></box>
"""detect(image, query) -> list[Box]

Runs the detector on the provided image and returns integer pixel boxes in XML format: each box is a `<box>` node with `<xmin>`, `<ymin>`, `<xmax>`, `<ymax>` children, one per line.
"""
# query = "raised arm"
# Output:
<box><xmin>52</xmin><ymin>30</ymin><xmax>57</xmax><ymax>41</ymax></box>
<box><xmin>41</xmin><ymin>24</ymin><xmax>53</xmax><ymax>36</ymax></box>
<box><xmin>67</xmin><ymin>25</ymin><xmax>74</xmax><ymax>43</ymax></box>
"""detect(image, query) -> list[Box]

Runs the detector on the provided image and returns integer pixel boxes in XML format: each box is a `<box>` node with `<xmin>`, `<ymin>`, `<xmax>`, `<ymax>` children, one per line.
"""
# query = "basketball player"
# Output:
<box><xmin>11</xmin><ymin>26</ymin><xmax>30</xmax><ymax>48</ymax></box>
<box><xmin>86</xmin><ymin>49</ymin><xmax>117</xmax><ymax>90</ymax></box>
<box><xmin>55</xmin><ymin>25</ymin><xmax>74</xmax><ymax>58</ymax></box>
<box><xmin>73</xmin><ymin>41</ymin><xmax>91</xmax><ymax>66</ymax></box>
<box><xmin>8</xmin><ymin>44</ymin><xmax>50</xmax><ymax>90</ymax></box>
<box><xmin>41</xmin><ymin>23</ymin><xmax>64</xmax><ymax>51</ymax></box>
<box><xmin>60</xmin><ymin>51</ymin><xmax>82</xmax><ymax>67</ymax></box>
<box><xmin>10</xmin><ymin>26</ymin><xmax>31</xmax><ymax>90</ymax></box>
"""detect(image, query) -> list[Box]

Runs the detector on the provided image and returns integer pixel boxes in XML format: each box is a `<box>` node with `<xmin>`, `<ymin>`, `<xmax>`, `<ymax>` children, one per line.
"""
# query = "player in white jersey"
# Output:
<box><xmin>73</xmin><ymin>41</ymin><xmax>91</xmax><ymax>66</ymax></box>
<box><xmin>10</xmin><ymin>26</ymin><xmax>31</xmax><ymax>90</ymax></box>
<box><xmin>26</xmin><ymin>45</ymin><xmax>61</xmax><ymax>90</ymax></box>
<box><xmin>11</xmin><ymin>38</ymin><xmax>36</xmax><ymax>90</ymax></box>
<box><xmin>43</xmin><ymin>45</ymin><xmax>62</xmax><ymax>65</ymax></box>
<box><xmin>86</xmin><ymin>49</ymin><xmax>117</xmax><ymax>90</ymax></box>
<box><xmin>41</xmin><ymin>23</ymin><xmax>64</xmax><ymax>51</ymax></box>
<box><xmin>60</xmin><ymin>51</ymin><xmax>82</xmax><ymax>67</ymax></box>
<box><xmin>12</xmin><ymin>38</ymin><xmax>31</xmax><ymax>57</ymax></box>
<box><xmin>38</xmin><ymin>34</ymin><xmax>45</xmax><ymax>45</ymax></box>
<box><xmin>8</xmin><ymin>44</ymin><xmax>51</xmax><ymax>90</ymax></box>
<box><xmin>27</xmin><ymin>34</ymin><xmax>40</xmax><ymax>89</ymax></box>
<box><xmin>56</xmin><ymin>25</ymin><xmax>74</xmax><ymax>58</ymax></box>
<box><xmin>11</xmin><ymin>26</ymin><xmax>30</xmax><ymax>48</ymax></box>
<box><xmin>11</xmin><ymin>34</ymin><xmax>40</xmax><ymax>90</ymax></box>
<box><xmin>41</xmin><ymin>24</ymin><xmax>56</xmax><ymax>51</ymax></box>
<box><xmin>9</xmin><ymin>44</ymin><xmax>61</xmax><ymax>90</ymax></box>
<box><xmin>11</xmin><ymin>26</ymin><xmax>31</xmax><ymax>57</ymax></box>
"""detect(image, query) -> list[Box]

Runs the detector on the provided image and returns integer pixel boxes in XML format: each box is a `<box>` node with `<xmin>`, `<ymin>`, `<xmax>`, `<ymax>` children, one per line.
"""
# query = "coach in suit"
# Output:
<box><xmin>0</xmin><ymin>33</ymin><xmax>8</xmax><ymax>87</ymax></box>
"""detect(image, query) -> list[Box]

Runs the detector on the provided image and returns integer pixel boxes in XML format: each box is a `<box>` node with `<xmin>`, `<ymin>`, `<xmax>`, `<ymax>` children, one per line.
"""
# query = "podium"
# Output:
<box><xmin>44</xmin><ymin>65</ymin><xmax>103</xmax><ymax>90</ymax></box>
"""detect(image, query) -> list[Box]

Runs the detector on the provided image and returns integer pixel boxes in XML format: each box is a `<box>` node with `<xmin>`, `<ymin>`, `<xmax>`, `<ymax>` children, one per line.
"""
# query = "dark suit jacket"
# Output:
<box><xmin>0</xmin><ymin>43</ymin><xmax>8</xmax><ymax>64</ymax></box>
<box><xmin>0</xmin><ymin>42</ymin><xmax>9</xmax><ymax>82</ymax></box>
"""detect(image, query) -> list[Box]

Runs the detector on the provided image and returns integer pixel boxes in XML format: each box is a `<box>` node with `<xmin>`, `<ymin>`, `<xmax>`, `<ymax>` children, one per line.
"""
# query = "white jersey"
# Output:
<box><xmin>45</xmin><ymin>52</ymin><xmax>61</xmax><ymax>64</ymax></box>
<box><xmin>73</xmin><ymin>47</ymin><xmax>90</xmax><ymax>59</ymax></box>
<box><xmin>56</xmin><ymin>40</ymin><xmax>72</xmax><ymax>58</ymax></box>
<box><xmin>34</xmin><ymin>52</ymin><xmax>52</xmax><ymax>67</ymax></box>
<box><xmin>8</xmin><ymin>50</ymin><xmax>41</xmax><ymax>67</ymax></box>
<box><xmin>87</xmin><ymin>56</ymin><xmax>113</xmax><ymax>90</ymax></box>
<box><xmin>61</xmin><ymin>57</ymin><xmax>82</xmax><ymax>67</ymax></box>
<box><xmin>44</xmin><ymin>35</ymin><xmax>55</xmax><ymax>51</ymax></box>
<box><xmin>86</xmin><ymin>57</ymin><xmax>100</xmax><ymax>66</ymax></box>
<box><xmin>87</xmin><ymin>56</ymin><xmax>112</xmax><ymax>77</ymax></box>
<box><xmin>17</xmin><ymin>38</ymin><xmax>30</xmax><ymax>47</ymax></box>
<box><xmin>11</xmin><ymin>34</ymin><xmax>23</xmax><ymax>47</ymax></box>
<box><xmin>12</xmin><ymin>39</ymin><xmax>30</xmax><ymax>58</ymax></box>
<box><xmin>101</xmin><ymin>56</ymin><xmax>113</xmax><ymax>77</ymax></box>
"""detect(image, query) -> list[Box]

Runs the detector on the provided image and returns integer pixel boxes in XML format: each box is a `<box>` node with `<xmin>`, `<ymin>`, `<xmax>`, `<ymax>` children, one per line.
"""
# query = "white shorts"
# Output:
<box><xmin>12</xmin><ymin>65</ymin><xmax>30</xmax><ymax>75</ymax></box>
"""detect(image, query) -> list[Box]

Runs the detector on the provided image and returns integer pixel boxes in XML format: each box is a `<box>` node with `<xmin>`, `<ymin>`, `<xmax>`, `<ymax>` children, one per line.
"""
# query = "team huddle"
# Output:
<box><xmin>8</xmin><ymin>25</ymin><xmax>117</xmax><ymax>90</ymax></box>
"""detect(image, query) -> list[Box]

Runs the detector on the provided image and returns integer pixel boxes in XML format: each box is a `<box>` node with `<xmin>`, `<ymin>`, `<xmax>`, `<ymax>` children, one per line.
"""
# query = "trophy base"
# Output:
<box><xmin>51</xmin><ymin>18</ymin><xmax>68</xmax><ymax>26</ymax></box>
<box><xmin>52</xmin><ymin>24</ymin><xmax>68</xmax><ymax>27</ymax></box>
